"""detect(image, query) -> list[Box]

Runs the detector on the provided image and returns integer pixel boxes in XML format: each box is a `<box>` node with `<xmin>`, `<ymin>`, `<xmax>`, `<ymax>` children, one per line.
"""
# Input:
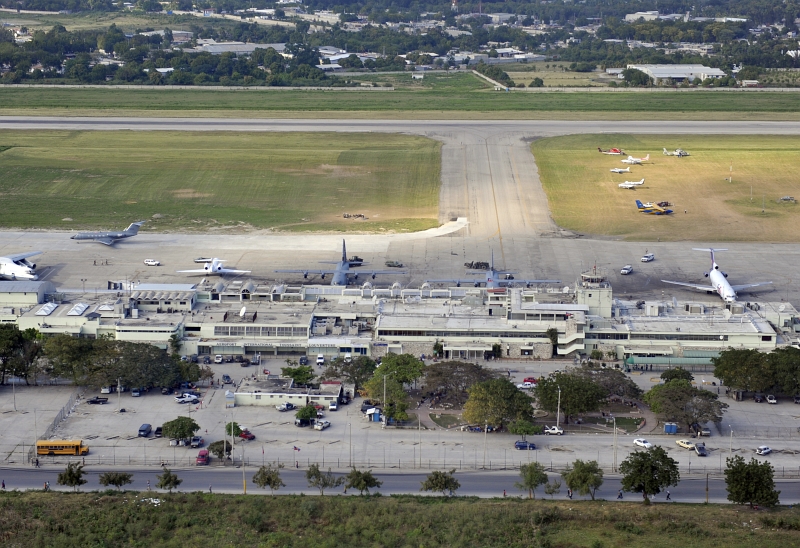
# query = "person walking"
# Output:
<box><xmin>617</xmin><ymin>490</ymin><xmax>623</xmax><ymax>500</ymax></box>
<box><xmin>2</xmin><ymin>480</ymin><xmax>5</xmax><ymax>490</ymax></box>
<box><xmin>567</xmin><ymin>489</ymin><xmax>573</xmax><ymax>500</ymax></box>
<box><xmin>147</xmin><ymin>480</ymin><xmax>151</xmax><ymax>491</ymax></box>
<box><xmin>666</xmin><ymin>490</ymin><xmax>671</xmax><ymax>501</ymax></box>
<box><xmin>209</xmin><ymin>485</ymin><xmax>212</xmax><ymax>494</ymax></box>
<box><xmin>503</xmin><ymin>489</ymin><xmax>506</xmax><ymax>498</ymax></box>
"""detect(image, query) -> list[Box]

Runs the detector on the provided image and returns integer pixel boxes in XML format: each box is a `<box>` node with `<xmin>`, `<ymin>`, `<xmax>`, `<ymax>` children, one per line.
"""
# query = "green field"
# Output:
<box><xmin>2</xmin><ymin>80</ymin><xmax>800</xmax><ymax>118</ymax></box>
<box><xmin>533</xmin><ymin>134</ymin><xmax>800</xmax><ymax>242</ymax></box>
<box><xmin>0</xmin><ymin>131</ymin><xmax>441</xmax><ymax>232</ymax></box>
<box><xmin>1</xmin><ymin>491</ymin><xmax>799</xmax><ymax>547</ymax></box>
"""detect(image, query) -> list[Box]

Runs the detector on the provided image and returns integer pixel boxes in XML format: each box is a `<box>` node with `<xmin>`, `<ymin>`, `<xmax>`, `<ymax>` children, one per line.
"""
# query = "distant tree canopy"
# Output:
<box><xmin>713</xmin><ymin>347</ymin><xmax>800</xmax><ymax>394</ymax></box>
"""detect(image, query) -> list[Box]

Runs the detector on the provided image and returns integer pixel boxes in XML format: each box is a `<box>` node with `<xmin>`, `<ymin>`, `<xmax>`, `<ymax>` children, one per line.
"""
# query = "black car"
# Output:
<box><xmin>294</xmin><ymin>418</ymin><xmax>312</xmax><ymax>427</ymax></box>
<box><xmin>299</xmin><ymin>356</ymin><xmax>309</xmax><ymax>366</ymax></box>
<box><xmin>754</xmin><ymin>393</ymin><xmax>764</xmax><ymax>403</ymax></box>
<box><xmin>155</xmin><ymin>426</ymin><xmax>163</xmax><ymax>438</ymax></box>
<box><xmin>694</xmin><ymin>443</ymin><xmax>708</xmax><ymax>457</ymax></box>
<box><xmin>794</xmin><ymin>395</ymin><xmax>800</xmax><ymax>404</ymax></box>
<box><xmin>161</xmin><ymin>387</ymin><xmax>173</xmax><ymax>395</ymax></box>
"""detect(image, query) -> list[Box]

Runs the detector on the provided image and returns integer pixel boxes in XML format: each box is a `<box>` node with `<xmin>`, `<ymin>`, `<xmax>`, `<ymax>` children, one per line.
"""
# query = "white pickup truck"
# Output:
<box><xmin>543</xmin><ymin>426</ymin><xmax>564</xmax><ymax>436</ymax></box>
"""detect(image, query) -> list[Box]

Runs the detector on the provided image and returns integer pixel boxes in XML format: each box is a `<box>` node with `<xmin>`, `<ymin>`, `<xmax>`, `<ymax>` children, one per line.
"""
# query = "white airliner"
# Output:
<box><xmin>0</xmin><ymin>251</ymin><xmax>42</xmax><ymax>280</ymax></box>
<box><xmin>621</xmin><ymin>154</ymin><xmax>650</xmax><ymax>165</ymax></box>
<box><xmin>662</xmin><ymin>248</ymin><xmax>772</xmax><ymax>303</ymax></box>
<box><xmin>177</xmin><ymin>258</ymin><xmax>251</xmax><ymax>276</ymax></box>
<box><xmin>610</xmin><ymin>167</ymin><xmax>631</xmax><ymax>174</ymax></box>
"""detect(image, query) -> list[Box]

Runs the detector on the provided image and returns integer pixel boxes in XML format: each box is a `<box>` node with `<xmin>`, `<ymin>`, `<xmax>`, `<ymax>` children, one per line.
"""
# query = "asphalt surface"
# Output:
<box><xmin>3</xmin><ymin>465</ymin><xmax>797</xmax><ymax>503</ymax></box>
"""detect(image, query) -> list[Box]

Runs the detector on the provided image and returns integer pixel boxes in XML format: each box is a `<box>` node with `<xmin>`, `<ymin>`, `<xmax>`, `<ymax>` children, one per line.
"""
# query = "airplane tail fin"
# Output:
<box><xmin>635</xmin><ymin>200</ymin><xmax>644</xmax><ymax>209</ymax></box>
<box><xmin>598</xmin><ymin>147</ymin><xmax>602</xmax><ymax>152</ymax></box>
<box><xmin>125</xmin><ymin>221</ymin><xmax>144</xmax><ymax>235</ymax></box>
<box><xmin>692</xmin><ymin>248</ymin><xmax>728</xmax><ymax>269</ymax></box>
<box><xmin>342</xmin><ymin>239</ymin><xmax>347</xmax><ymax>262</ymax></box>
<box><xmin>644</xmin><ymin>154</ymin><xmax>650</xmax><ymax>161</ymax></box>
<box><xmin>663</xmin><ymin>148</ymin><xmax>669</xmax><ymax>155</ymax></box>
<box><xmin>640</xmin><ymin>179</ymin><xmax>645</xmax><ymax>184</ymax></box>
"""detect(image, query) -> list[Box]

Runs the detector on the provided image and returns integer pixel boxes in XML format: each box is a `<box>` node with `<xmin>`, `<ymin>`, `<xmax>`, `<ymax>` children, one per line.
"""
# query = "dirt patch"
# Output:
<box><xmin>171</xmin><ymin>188</ymin><xmax>213</xmax><ymax>199</ymax></box>
<box><xmin>274</xmin><ymin>164</ymin><xmax>375</xmax><ymax>177</ymax></box>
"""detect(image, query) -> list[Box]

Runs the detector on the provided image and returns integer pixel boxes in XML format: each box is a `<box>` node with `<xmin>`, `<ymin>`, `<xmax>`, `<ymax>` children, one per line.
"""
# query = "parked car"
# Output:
<box><xmin>316</xmin><ymin>354</ymin><xmax>325</xmax><ymax>366</ymax></box>
<box><xmin>202</xmin><ymin>356</ymin><xmax>211</xmax><ymax>365</ymax></box>
<box><xmin>313</xmin><ymin>420</ymin><xmax>331</xmax><ymax>431</ymax></box>
<box><xmin>794</xmin><ymin>395</ymin><xmax>800</xmax><ymax>404</ymax></box>
<box><xmin>131</xmin><ymin>387</ymin><xmax>141</xmax><ymax>397</ymax></box>
<box><xmin>620</xmin><ymin>265</ymin><xmax>634</xmax><ymax>275</ymax></box>
<box><xmin>694</xmin><ymin>443</ymin><xmax>708</xmax><ymax>457</ymax></box>
<box><xmin>143</xmin><ymin>259</ymin><xmax>160</xmax><ymax>266</ymax></box>
<box><xmin>641</xmin><ymin>253</ymin><xmax>655</xmax><ymax>262</ymax></box>
<box><xmin>516</xmin><ymin>382</ymin><xmax>535</xmax><ymax>390</ymax></box>
<box><xmin>754</xmin><ymin>393</ymin><xmax>764</xmax><ymax>403</ymax></box>
<box><xmin>276</xmin><ymin>403</ymin><xmax>296</xmax><ymax>412</ymax></box>
<box><xmin>676</xmin><ymin>439</ymin><xmax>696</xmax><ymax>450</ymax></box>
<box><xmin>86</xmin><ymin>396</ymin><xmax>108</xmax><ymax>405</ymax></box>
<box><xmin>294</xmin><ymin>418</ymin><xmax>312</xmax><ymax>428</ymax></box>
<box><xmin>161</xmin><ymin>387</ymin><xmax>173</xmax><ymax>395</ymax></box>
<box><xmin>239</xmin><ymin>429</ymin><xmax>255</xmax><ymax>440</ymax></box>
<box><xmin>756</xmin><ymin>445</ymin><xmax>772</xmax><ymax>455</ymax></box>
<box><xmin>196</xmin><ymin>449</ymin><xmax>210</xmax><ymax>465</ymax></box>
<box><xmin>222</xmin><ymin>374</ymin><xmax>232</xmax><ymax>384</ymax></box>
<box><xmin>767</xmin><ymin>395</ymin><xmax>777</xmax><ymax>404</ymax></box>
<box><xmin>514</xmin><ymin>440</ymin><xmax>536</xmax><ymax>450</ymax></box>
<box><xmin>155</xmin><ymin>426</ymin><xmax>163</xmax><ymax>438</ymax></box>
<box><xmin>175</xmin><ymin>395</ymin><xmax>199</xmax><ymax>404</ymax></box>
<box><xmin>190</xmin><ymin>436</ymin><xmax>204</xmax><ymax>448</ymax></box>
<box><xmin>523</xmin><ymin>377</ymin><xmax>538</xmax><ymax>385</ymax></box>
<box><xmin>343</xmin><ymin>353</ymin><xmax>352</xmax><ymax>363</ymax></box>
<box><xmin>100</xmin><ymin>386</ymin><xmax>112</xmax><ymax>394</ymax></box>
<box><xmin>633</xmin><ymin>438</ymin><xmax>653</xmax><ymax>449</ymax></box>
<box><xmin>138</xmin><ymin>424</ymin><xmax>152</xmax><ymax>437</ymax></box>
<box><xmin>214</xmin><ymin>355</ymin><xmax>223</xmax><ymax>364</ymax></box>
<box><xmin>299</xmin><ymin>356</ymin><xmax>309</xmax><ymax>366</ymax></box>
<box><xmin>544</xmin><ymin>426</ymin><xmax>564</xmax><ymax>436</ymax></box>
<box><xmin>329</xmin><ymin>401</ymin><xmax>338</xmax><ymax>411</ymax></box>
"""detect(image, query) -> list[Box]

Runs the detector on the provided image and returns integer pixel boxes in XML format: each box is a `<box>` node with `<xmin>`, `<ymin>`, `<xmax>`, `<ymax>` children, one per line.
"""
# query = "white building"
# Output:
<box><xmin>626</xmin><ymin>64</ymin><xmax>727</xmax><ymax>84</ymax></box>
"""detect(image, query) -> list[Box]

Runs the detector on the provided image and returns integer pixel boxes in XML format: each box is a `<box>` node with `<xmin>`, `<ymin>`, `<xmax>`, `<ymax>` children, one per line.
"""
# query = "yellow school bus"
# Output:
<box><xmin>36</xmin><ymin>440</ymin><xmax>89</xmax><ymax>456</ymax></box>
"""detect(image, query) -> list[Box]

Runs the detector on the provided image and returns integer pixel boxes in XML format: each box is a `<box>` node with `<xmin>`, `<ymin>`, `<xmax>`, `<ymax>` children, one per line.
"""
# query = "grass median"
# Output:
<box><xmin>533</xmin><ymin>134</ymin><xmax>800</xmax><ymax>242</ymax></box>
<box><xmin>0</xmin><ymin>130</ymin><xmax>440</xmax><ymax>232</ymax></box>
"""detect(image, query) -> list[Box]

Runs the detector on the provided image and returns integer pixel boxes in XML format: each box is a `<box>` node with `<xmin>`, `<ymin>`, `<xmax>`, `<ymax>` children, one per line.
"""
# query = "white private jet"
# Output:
<box><xmin>0</xmin><ymin>251</ymin><xmax>42</xmax><ymax>280</ymax></box>
<box><xmin>618</xmin><ymin>182</ymin><xmax>638</xmax><ymax>189</ymax></box>
<box><xmin>623</xmin><ymin>178</ymin><xmax>645</xmax><ymax>186</ymax></box>
<box><xmin>662</xmin><ymin>248</ymin><xmax>772</xmax><ymax>303</ymax></box>
<box><xmin>610</xmin><ymin>167</ymin><xmax>631</xmax><ymax>174</ymax></box>
<box><xmin>177</xmin><ymin>258</ymin><xmax>251</xmax><ymax>276</ymax></box>
<box><xmin>621</xmin><ymin>154</ymin><xmax>650</xmax><ymax>165</ymax></box>
<box><xmin>663</xmin><ymin>148</ymin><xmax>689</xmax><ymax>157</ymax></box>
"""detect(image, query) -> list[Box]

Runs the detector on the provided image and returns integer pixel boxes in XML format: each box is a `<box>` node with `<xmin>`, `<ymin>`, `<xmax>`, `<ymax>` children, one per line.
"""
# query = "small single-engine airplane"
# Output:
<box><xmin>598</xmin><ymin>147</ymin><xmax>625</xmax><ymax>155</ymax></box>
<box><xmin>618</xmin><ymin>182</ymin><xmax>638</xmax><ymax>189</ymax></box>
<box><xmin>635</xmin><ymin>200</ymin><xmax>673</xmax><ymax>215</ymax></box>
<box><xmin>610</xmin><ymin>167</ymin><xmax>631</xmax><ymax>174</ymax></box>
<box><xmin>177</xmin><ymin>258</ymin><xmax>251</xmax><ymax>276</ymax></box>
<box><xmin>662</xmin><ymin>248</ymin><xmax>772</xmax><ymax>303</ymax></box>
<box><xmin>663</xmin><ymin>148</ymin><xmax>689</xmax><ymax>157</ymax></box>
<box><xmin>622</xmin><ymin>154</ymin><xmax>650</xmax><ymax>165</ymax></box>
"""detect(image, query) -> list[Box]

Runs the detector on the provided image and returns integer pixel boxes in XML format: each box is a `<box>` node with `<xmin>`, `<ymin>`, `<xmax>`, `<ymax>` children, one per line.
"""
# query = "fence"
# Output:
<box><xmin>27</xmin><ymin>388</ymin><xmax>80</xmax><ymax>464</ymax></box>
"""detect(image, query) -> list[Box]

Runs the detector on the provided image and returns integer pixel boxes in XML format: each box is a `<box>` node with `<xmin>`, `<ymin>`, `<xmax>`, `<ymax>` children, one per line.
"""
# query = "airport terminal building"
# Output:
<box><xmin>2</xmin><ymin>269</ymin><xmax>797</xmax><ymax>365</ymax></box>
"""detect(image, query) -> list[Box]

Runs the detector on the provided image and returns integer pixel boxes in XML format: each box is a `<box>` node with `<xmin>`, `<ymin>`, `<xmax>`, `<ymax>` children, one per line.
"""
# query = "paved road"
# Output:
<box><xmin>2</xmin><ymin>466</ymin><xmax>797</xmax><ymax>503</ymax></box>
<box><xmin>2</xmin><ymin>117</ymin><xmax>799</xmax><ymax>302</ymax></box>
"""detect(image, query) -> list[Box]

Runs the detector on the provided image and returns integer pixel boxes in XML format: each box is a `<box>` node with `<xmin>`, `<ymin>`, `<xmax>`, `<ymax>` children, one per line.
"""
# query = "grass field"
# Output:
<box><xmin>1</xmin><ymin>491</ymin><xmax>799</xmax><ymax>547</ymax></box>
<box><xmin>533</xmin><ymin>134</ymin><xmax>800</xmax><ymax>242</ymax></box>
<box><xmin>2</xmin><ymin>82</ymin><xmax>800</xmax><ymax>118</ymax></box>
<box><xmin>0</xmin><ymin>131</ymin><xmax>440</xmax><ymax>232</ymax></box>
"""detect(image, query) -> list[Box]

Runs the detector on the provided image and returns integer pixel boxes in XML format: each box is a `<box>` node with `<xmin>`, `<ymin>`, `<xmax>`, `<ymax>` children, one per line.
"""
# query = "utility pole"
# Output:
<box><xmin>556</xmin><ymin>386</ymin><xmax>562</xmax><ymax>428</ymax></box>
<box><xmin>483</xmin><ymin>423</ymin><xmax>488</xmax><ymax>468</ymax></box>
<box><xmin>612</xmin><ymin>416</ymin><xmax>617</xmax><ymax>472</ymax></box>
<box><xmin>117</xmin><ymin>378</ymin><xmax>121</xmax><ymax>412</ymax></box>
<box><xmin>729</xmin><ymin>425</ymin><xmax>733</xmax><ymax>457</ymax></box>
<box><xmin>242</xmin><ymin>446</ymin><xmax>246</xmax><ymax>494</ymax></box>
<box><xmin>706</xmin><ymin>473</ymin><xmax>709</xmax><ymax>504</ymax></box>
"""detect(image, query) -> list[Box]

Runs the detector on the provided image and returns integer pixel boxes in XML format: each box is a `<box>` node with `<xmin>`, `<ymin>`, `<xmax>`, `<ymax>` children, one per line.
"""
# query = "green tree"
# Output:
<box><xmin>305</xmin><ymin>463</ymin><xmax>344</xmax><ymax>495</ymax></box>
<box><xmin>168</xmin><ymin>333</ymin><xmax>182</xmax><ymax>355</ymax></box>
<box><xmin>208</xmin><ymin>440</ymin><xmax>232</xmax><ymax>460</ymax></box>
<box><xmin>295</xmin><ymin>405</ymin><xmax>318</xmax><ymax>421</ymax></box>
<box><xmin>577</xmin><ymin>364</ymin><xmax>643</xmax><ymax>401</ymax></box>
<box><xmin>345</xmin><ymin>468</ymin><xmax>383</xmax><ymax>495</ymax></box>
<box><xmin>534</xmin><ymin>372</ymin><xmax>607</xmax><ymax>424</ymax></box>
<box><xmin>620</xmin><ymin>447</ymin><xmax>680</xmax><ymax>501</ymax></box>
<box><xmin>530</xmin><ymin>77</ymin><xmax>544</xmax><ymax>87</ymax></box>
<box><xmin>57</xmin><ymin>462</ymin><xmax>87</xmax><ymax>492</ymax></box>
<box><xmin>562</xmin><ymin>459</ymin><xmax>604</xmax><ymax>500</ymax></box>
<box><xmin>463</xmin><ymin>378</ymin><xmax>533</xmax><ymax>428</ymax></box>
<box><xmin>544</xmin><ymin>479</ymin><xmax>562</xmax><ymax>499</ymax></box>
<box><xmin>508</xmin><ymin>419</ymin><xmax>540</xmax><ymax>439</ymax></box>
<box><xmin>643</xmin><ymin>379</ymin><xmax>728</xmax><ymax>430</ymax></box>
<box><xmin>225</xmin><ymin>421</ymin><xmax>243</xmax><ymax>437</ymax></box>
<box><xmin>516</xmin><ymin>462</ymin><xmax>548</xmax><ymax>499</ymax></box>
<box><xmin>161</xmin><ymin>416</ymin><xmax>200</xmax><ymax>441</ymax></box>
<box><xmin>420</xmin><ymin>469</ymin><xmax>460</xmax><ymax>496</ymax></box>
<box><xmin>545</xmin><ymin>328</ymin><xmax>559</xmax><ymax>355</ymax></box>
<box><xmin>725</xmin><ymin>455</ymin><xmax>780</xmax><ymax>508</ymax></box>
<box><xmin>712</xmin><ymin>349</ymin><xmax>772</xmax><ymax>391</ymax></box>
<box><xmin>98</xmin><ymin>472</ymin><xmax>133</xmax><ymax>491</ymax></box>
<box><xmin>376</xmin><ymin>353</ymin><xmax>425</xmax><ymax>384</ymax></box>
<box><xmin>661</xmin><ymin>367</ymin><xmax>694</xmax><ymax>383</ymax></box>
<box><xmin>622</xmin><ymin>68</ymin><xmax>652</xmax><ymax>86</ymax></box>
<box><xmin>320</xmin><ymin>355</ymin><xmax>376</xmax><ymax>390</ymax></box>
<box><xmin>252</xmin><ymin>463</ymin><xmax>285</xmax><ymax>494</ymax></box>
<box><xmin>156</xmin><ymin>468</ymin><xmax>182</xmax><ymax>492</ymax></box>
<box><xmin>281</xmin><ymin>363</ymin><xmax>315</xmax><ymax>386</ymax></box>
<box><xmin>423</xmin><ymin>360</ymin><xmax>498</xmax><ymax>407</ymax></box>
<box><xmin>363</xmin><ymin>374</ymin><xmax>409</xmax><ymax>421</ymax></box>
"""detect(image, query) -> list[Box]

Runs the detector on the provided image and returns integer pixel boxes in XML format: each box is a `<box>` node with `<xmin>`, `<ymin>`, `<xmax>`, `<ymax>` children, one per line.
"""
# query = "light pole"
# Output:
<box><xmin>483</xmin><ymin>423</ymin><xmax>488</xmax><ymax>468</ymax></box>
<box><xmin>612</xmin><ymin>416</ymin><xmax>617</xmax><ymax>472</ymax></box>
<box><xmin>81</xmin><ymin>278</ymin><xmax>87</xmax><ymax>293</ymax></box>
<box><xmin>242</xmin><ymin>446</ymin><xmax>246</xmax><ymax>494</ymax></box>
<box><xmin>348</xmin><ymin>423</ymin><xmax>352</xmax><ymax>467</ymax></box>
<box><xmin>556</xmin><ymin>386</ymin><xmax>562</xmax><ymax>428</ymax></box>
<box><xmin>729</xmin><ymin>425</ymin><xmax>733</xmax><ymax>456</ymax></box>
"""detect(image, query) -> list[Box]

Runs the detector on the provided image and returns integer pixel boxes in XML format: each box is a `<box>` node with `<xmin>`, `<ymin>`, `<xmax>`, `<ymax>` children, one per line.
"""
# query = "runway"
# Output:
<box><xmin>1</xmin><ymin>117</ymin><xmax>799</xmax><ymax>304</ymax></box>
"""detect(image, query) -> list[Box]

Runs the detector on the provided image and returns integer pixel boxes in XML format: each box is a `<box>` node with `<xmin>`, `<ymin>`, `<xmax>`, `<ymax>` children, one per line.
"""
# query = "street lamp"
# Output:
<box><xmin>348</xmin><ymin>423</ymin><xmax>352</xmax><ymax>467</ymax></box>
<box><xmin>729</xmin><ymin>425</ymin><xmax>733</xmax><ymax>456</ymax></box>
<box><xmin>612</xmin><ymin>416</ymin><xmax>617</xmax><ymax>472</ymax></box>
<box><xmin>81</xmin><ymin>278</ymin><xmax>87</xmax><ymax>293</ymax></box>
<box><xmin>556</xmin><ymin>386</ymin><xmax>562</xmax><ymax>428</ymax></box>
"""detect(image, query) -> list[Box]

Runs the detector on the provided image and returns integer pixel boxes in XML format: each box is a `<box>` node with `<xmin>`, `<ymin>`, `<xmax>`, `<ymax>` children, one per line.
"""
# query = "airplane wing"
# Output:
<box><xmin>661</xmin><ymin>280</ymin><xmax>712</xmax><ymax>291</ymax></box>
<box><xmin>219</xmin><ymin>269</ymin><xmax>251</xmax><ymax>274</ymax></box>
<box><xmin>425</xmin><ymin>279</ymin><xmax>473</xmax><ymax>285</ymax></box>
<box><xmin>274</xmin><ymin>269</ymin><xmax>336</xmax><ymax>275</ymax></box>
<box><xmin>5</xmin><ymin>251</ymin><xmax>42</xmax><ymax>262</ymax></box>
<box><xmin>365</xmin><ymin>270</ymin><xmax>407</xmax><ymax>276</ymax></box>
<box><xmin>94</xmin><ymin>238</ymin><xmax>115</xmax><ymax>246</ymax></box>
<box><xmin>177</xmin><ymin>269</ymin><xmax>212</xmax><ymax>273</ymax></box>
<box><xmin>730</xmin><ymin>282</ymin><xmax>773</xmax><ymax>291</ymax></box>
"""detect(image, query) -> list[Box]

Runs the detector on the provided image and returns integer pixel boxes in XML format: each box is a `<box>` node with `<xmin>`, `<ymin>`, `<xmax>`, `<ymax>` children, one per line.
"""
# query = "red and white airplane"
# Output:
<box><xmin>598</xmin><ymin>147</ymin><xmax>625</xmax><ymax>155</ymax></box>
<box><xmin>621</xmin><ymin>154</ymin><xmax>650</xmax><ymax>165</ymax></box>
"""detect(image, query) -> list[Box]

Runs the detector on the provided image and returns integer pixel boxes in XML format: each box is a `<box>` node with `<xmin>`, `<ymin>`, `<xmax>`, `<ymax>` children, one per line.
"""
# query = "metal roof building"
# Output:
<box><xmin>627</xmin><ymin>64</ymin><xmax>727</xmax><ymax>84</ymax></box>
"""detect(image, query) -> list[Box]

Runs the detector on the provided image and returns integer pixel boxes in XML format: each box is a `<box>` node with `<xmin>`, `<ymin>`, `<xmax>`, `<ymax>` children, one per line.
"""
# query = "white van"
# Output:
<box><xmin>343</xmin><ymin>353</ymin><xmax>352</xmax><ymax>363</ymax></box>
<box><xmin>316</xmin><ymin>354</ymin><xmax>325</xmax><ymax>365</ymax></box>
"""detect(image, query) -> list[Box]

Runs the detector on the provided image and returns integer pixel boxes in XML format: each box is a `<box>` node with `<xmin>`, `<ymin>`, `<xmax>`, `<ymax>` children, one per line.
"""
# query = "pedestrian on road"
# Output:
<box><xmin>35</xmin><ymin>458</ymin><xmax>39</xmax><ymax>468</ymax></box>
<box><xmin>503</xmin><ymin>490</ymin><xmax>506</xmax><ymax>498</ymax></box>
<box><xmin>295</xmin><ymin>461</ymin><xmax>299</xmax><ymax>469</ymax></box>
<box><xmin>666</xmin><ymin>490</ymin><xmax>671</xmax><ymax>501</ymax></box>
<box><xmin>568</xmin><ymin>489</ymin><xmax>573</xmax><ymax>499</ymax></box>
<box><xmin>617</xmin><ymin>490</ymin><xmax>623</xmax><ymax>500</ymax></box>
<box><xmin>45</xmin><ymin>481</ymin><xmax>50</xmax><ymax>491</ymax></box>
<box><xmin>209</xmin><ymin>485</ymin><xmax>212</xmax><ymax>494</ymax></box>
<box><xmin>147</xmin><ymin>480</ymin><xmax>150</xmax><ymax>491</ymax></box>
<box><xmin>2</xmin><ymin>480</ymin><xmax>5</xmax><ymax>490</ymax></box>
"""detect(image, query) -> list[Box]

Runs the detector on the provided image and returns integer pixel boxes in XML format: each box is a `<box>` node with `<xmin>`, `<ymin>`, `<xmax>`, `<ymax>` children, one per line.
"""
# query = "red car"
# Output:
<box><xmin>239</xmin><ymin>429</ymin><xmax>255</xmax><ymax>440</ymax></box>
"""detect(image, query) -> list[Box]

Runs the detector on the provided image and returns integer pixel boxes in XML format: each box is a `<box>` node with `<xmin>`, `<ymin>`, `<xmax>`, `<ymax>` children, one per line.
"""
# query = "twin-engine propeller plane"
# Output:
<box><xmin>635</xmin><ymin>200</ymin><xmax>673</xmax><ymax>215</ymax></box>
<box><xmin>622</xmin><ymin>154</ymin><xmax>650</xmax><ymax>165</ymax></box>
<box><xmin>610</xmin><ymin>167</ymin><xmax>631</xmax><ymax>174</ymax></box>
<box><xmin>662</xmin><ymin>248</ymin><xmax>772</xmax><ymax>303</ymax></box>
<box><xmin>619</xmin><ymin>178</ymin><xmax>645</xmax><ymax>189</ymax></box>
